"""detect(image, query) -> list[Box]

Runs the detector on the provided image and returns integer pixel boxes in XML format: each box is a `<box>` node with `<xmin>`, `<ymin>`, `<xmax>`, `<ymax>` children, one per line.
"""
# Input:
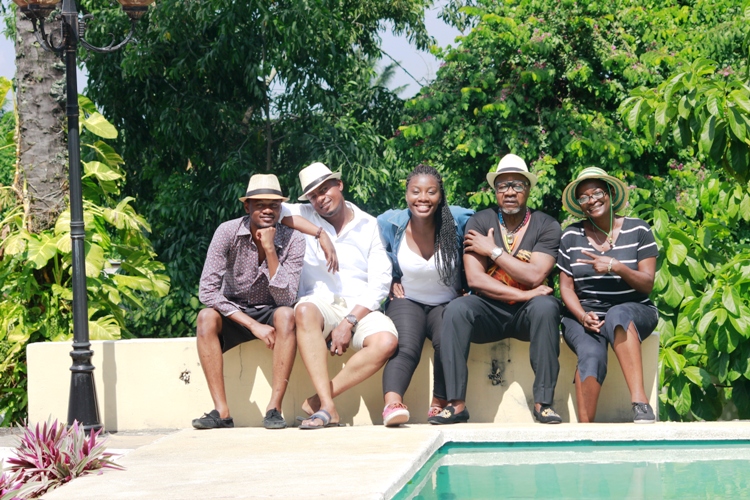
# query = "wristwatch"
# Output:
<box><xmin>490</xmin><ymin>246</ymin><xmax>504</xmax><ymax>261</ymax></box>
<box><xmin>344</xmin><ymin>314</ymin><xmax>359</xmax><ymax>330</ymax></box>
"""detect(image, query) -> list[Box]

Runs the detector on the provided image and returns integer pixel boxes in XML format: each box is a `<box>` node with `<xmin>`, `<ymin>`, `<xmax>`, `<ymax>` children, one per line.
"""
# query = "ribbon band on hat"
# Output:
<box><xmin>301</xmin><ymin>173</ymin><xmax>335</xmax><ymax>197</ymax></box>
<box><xmin>239</xmin><ymin>174</ymin><xmax>289</xmax><ymax>202</ymax></box>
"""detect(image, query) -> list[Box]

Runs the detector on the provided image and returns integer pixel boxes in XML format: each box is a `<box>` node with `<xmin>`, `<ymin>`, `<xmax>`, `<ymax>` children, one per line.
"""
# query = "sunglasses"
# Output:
<box><xmin>576</xmin><ymin>189</ymin><xmax>607</xmax><ymax>205</ymax></box>
<box><xmin>495</xmin><ymin>181</ymin><xmax>529</xmax><ymax>193</ymax></box>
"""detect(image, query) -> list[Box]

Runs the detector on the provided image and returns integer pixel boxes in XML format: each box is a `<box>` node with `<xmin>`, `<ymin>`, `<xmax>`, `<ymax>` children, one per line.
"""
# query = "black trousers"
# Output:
<box><xmin>441</xmin><ymin>294</ymin><xmax>561</xmax><ymax>404</ymax></box>
<box><xmin>383</xmin><ymin>298</ymin><xmax>448</xmax><ymax>400</ymax></box>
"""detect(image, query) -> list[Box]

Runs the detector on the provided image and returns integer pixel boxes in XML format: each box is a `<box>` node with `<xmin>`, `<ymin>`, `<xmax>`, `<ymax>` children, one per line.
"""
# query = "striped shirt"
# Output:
<box><xmin>557</xmin><ymin>217</ymin><xmax>658</xmax><ymax>311</ymax></box>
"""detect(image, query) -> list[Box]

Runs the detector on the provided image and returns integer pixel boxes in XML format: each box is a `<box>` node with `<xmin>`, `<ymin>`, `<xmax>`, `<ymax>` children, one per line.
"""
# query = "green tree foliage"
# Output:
<box><xmin>391</xmin><ymin>0</ymin><xmax>748</xmax><ymax>214</ymax></box>
<box><xmin>0</xmin><ymin>98</ymin><xmax>168</xmax><ymax>426</ymax></box>
<box><xmin>618</xmin><ymin>3</ymin><xmax>750</xmax><ymax>420</ymax></box>
<box><xmin>79</xmin><ymin>0</ymin><xmax>432</xmax><ymax>337</ymax></box>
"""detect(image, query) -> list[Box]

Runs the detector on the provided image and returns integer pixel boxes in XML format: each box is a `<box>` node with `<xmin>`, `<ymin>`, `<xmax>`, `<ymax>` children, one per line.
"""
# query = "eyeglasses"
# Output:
<box><xmin>576</xmin><ymin>189</ymin><xmax>607</xmax><ymax>205</ymax></box>
<box><xmin>495</xmin><ymin>181</ymin><xmax>528</xmax><ymax>193</ymax></box>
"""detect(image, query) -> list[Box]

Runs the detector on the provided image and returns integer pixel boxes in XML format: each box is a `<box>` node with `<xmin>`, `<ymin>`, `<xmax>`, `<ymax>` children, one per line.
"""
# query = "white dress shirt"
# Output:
<box><xmin>281</xmin><ymin>201</ymin><xmax>392</xmax><ymax>313</ymax></box>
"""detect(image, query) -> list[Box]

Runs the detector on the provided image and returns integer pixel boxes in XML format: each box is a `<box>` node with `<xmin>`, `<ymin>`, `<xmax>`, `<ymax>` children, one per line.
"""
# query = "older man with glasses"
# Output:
<box><xmin>428</xmin><ymin>154</ymin><xmax>564</xmax><ymax>425</ymax></box>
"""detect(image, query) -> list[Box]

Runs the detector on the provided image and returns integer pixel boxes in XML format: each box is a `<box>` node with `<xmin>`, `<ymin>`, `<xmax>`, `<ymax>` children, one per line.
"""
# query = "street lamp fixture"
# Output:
<box><xmin>13</xmin><ymin>0</ymin><xmax>155</xmax><ymax>432</ymax></box>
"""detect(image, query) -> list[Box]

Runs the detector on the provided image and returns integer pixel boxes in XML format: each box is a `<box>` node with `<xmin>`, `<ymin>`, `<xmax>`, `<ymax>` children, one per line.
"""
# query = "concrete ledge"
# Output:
<box><xmin>27</xmin><ymin>334</ymin><xmax>658</xmax><ymax>431</ymax></box>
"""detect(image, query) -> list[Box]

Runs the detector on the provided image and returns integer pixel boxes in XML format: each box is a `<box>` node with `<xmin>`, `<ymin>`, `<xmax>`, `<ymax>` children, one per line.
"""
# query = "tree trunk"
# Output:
<box><xmin>14</xmin><ymin>11</ymin><xmax>67</xmax><ymax>233</ymax></box>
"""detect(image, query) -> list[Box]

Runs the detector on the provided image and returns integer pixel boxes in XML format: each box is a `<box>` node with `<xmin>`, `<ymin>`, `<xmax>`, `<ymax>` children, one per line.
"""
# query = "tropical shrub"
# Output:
<box><xmin>0</xmin><ymin>96</ymin><xmax>169</xmax><ymax>425</ymax></box>
<box><xmin>1</xmin><ymin>419</ymin><xmax>121</xmax><ymax>498</ymax></box>
<box><xmin>390</xmin><ymin>0</ymin><xmax>748</xmax><ymax>213</ymax></box>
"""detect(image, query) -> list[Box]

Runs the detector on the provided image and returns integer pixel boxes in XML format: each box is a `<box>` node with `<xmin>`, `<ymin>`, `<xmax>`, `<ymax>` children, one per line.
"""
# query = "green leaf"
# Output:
<box><xmin>685</xmin><ymin>255</ymin><xmax>706</xmax><ymax>282</ymax></box>
<box><xmin>653</xmin><ymin>209</ymin><xmax>670</xmax><ymax>237</ymax></box>
<box><xmin>51</xmin><ymin>284</ymin><xmax>73</xmax><ymax>301</ymax></box>
<box><xmin>740</xmin><ymin>195</ymin><xmax>750</xmax><ymax>222</ymax></box>
<box><xmin>732</xmin><ymin>379</ymin><xmax>750</xmax><ymax>419</ymax></box>
<box><xmin>26</xmin><ymin>233</ymin><xmax>59</xmax><ymax>269</ymax></box>
<box><xmin>666</xmin><ymin>237</ymin><xmax>688</xmax><ymax>265</ymax></box>
<box><xmin>82</xmin><ymin>112</ymin><xmax>118</xmax><ymax>139</ymax></box>
<box><xmin>83</xmin><ymin>161</ymin><xmax>124</xmax><ymax>182</ymax></box>
<box><xmin>728</xmin><ymin>107</ymin><xmax>747</xmax><ymax>141</ymax></box>
<box><xmin>722</xmin><ymin>287</ymin><xmax>741</xmax><ymax>315</ymax></box>
<box><xmin>627</xmin><ymin>99</ymin><xmax>643</xmax><ymax>131</ymax></box>
<box><xmin>730</xmin><ymin>315</ymin><xmax>750</xmax><ymax>338</ymax></box>
<box><xmin>84</xmin><ymin>242</ymin><xmax>106</xmax><ymax>278</ymax></box>
<box><xmin>683</xmin><ymin>366</ymin><xmax>712</xmax><ymax>388</ymax></box>
<box><xmin>699</xmin><ymin>115</ymin><xmax>716</xmax><ymax>156</ymax></box>
<box><xmin>78</xmin><ymin>95</ymin><xmax>98</xmax><ymax>115</ymax></box>
<box><xmin>3</xmin><ymin>232</ymin><xmax>27</xmax><ymax>255</ymax></box>
<box><xmin>663</xmin><ymin>273</ymin><xmax>686</xmax><ymax>308</ymax></box>
<box><xmin>729</xmin><ymin>89</ymin><xmax>750</xmax><ymax>113</ymax></box>
<box><xmin>83</xmin><ymin>140</ymin><xmax>124</xmax><ymax>167</ymax></box>
<box><xmin>669</xmin><ymin>375</ymin><xmax>692</xmax><ymax>416</ymax></box>
<box><xmin>88</xmin><ymin>317</ymin><xmax>121</xmax><ymax>341</ymax></box>
<box><xmin>697</xmin><ymin>309</ymin><xmax>718</xmax><ymax>336</ymax></box>
<box><xmin>663</xmin><ymin>348</ymin><xmax>687</xmax><ymax>375</ymax></box>
<box><xmin>713</xmin><ymin>325</ymin><xmax>740</xmax><ymax>354</ymax></box>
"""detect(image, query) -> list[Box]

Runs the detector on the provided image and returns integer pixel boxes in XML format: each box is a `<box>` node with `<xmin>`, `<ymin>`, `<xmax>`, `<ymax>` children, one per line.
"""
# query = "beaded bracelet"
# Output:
<box><xmin>315</xmin><ymin>227</ymin><xmax>323</xmax><ymax>239</ymax></box>
<box><xmin>607</xmin><ymin>257</ymin><xmax>614</xmax><ymax>273</ymax></box>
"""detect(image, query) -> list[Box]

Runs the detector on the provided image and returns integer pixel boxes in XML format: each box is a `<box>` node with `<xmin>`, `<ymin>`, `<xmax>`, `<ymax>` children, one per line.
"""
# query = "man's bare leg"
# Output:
<box><xmin>302</xmin><ymin>331</ymin><xmax>398</xmax><ymax>415</ymax></box>
<box><xmin>196</xmin><ymin>308</ymin><xmax>230</xmax><ymax>418</ymax></box>
<box><xmin>611</xmin><ymin>323</ymin><xmax>648</xmax><ymax>403</ymax></box>
<box><xmin>574</xmin><ymin>368</ymin><xmax>602</xmax><ymax>423</ymax></box>
<box><xmin>295</xmin><ymin>303</ymin><xmax>339</xmax><ymax>426</ymax></box>
<box><xmin>267</xmin><ymin>307</ymin><xmax>296</xmax><ymax>412</ymax></box>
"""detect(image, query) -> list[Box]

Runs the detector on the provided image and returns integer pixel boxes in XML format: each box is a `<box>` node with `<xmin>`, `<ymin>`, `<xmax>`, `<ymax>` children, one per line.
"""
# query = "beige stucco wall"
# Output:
<box><xmin>27</xmin><ymin>334</ymin><xmax>658</xmax><ymax>431</ymax></box>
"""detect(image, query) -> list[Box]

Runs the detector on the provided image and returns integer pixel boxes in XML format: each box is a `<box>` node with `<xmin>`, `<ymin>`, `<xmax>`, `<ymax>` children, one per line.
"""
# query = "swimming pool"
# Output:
<box><xmin>393</xmin><ymin>440</ymin><xmax>750</xmax><ymax>499</ymax></box>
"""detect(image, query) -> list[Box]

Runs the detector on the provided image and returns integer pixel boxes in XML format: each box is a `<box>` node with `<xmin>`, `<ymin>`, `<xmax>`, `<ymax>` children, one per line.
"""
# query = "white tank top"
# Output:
<box><xmin>398</xmin><ymin>241</ymin><xmax>459</xmax><ymax>306</ymax></box>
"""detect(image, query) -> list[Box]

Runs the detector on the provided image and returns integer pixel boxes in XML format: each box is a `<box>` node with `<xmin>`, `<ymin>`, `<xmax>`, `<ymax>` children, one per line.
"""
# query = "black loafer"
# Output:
<box><xmin>427</xmin><ymin>405</ymin><xmax>470</xmax><ymax>425</ymax></box>
<box><xmin>192</xmin><ymin>409</ymin><xmax>234</xmax><ymax>429</ymax></box>
<box><xmin>534</xmin><ymin>405</ymin><xmax>562</xmax><ymax>424</ymax></box>
<box><xmin>263</xmin><ymin>408</ymin><xmax>287</xmax><ymax>429</ymax></box>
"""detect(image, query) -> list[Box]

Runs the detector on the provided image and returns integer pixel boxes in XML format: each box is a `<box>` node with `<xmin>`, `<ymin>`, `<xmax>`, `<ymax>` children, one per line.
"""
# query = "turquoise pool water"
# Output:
<box><xmin>393</xmin><ymin>441</ymin><xmax>750</xmax><ymax>499</ymax></box>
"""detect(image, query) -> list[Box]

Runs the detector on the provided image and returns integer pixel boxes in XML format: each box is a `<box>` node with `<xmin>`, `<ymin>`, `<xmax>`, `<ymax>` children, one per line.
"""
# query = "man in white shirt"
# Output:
<box><xmin>282</xmin><ymin>162</ymin><xmax>398</xmax><ymax>429</ymax></box>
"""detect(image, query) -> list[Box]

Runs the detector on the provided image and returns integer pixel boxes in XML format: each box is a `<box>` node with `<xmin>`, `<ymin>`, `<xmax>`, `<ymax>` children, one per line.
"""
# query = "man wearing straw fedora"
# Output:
<box><xmin>429</xmin><ymin>154</ymin><xmax>564</xmax><ymax>425</ymax></box>
<box><xmin>281</xmin><ymin>162</ymin><xmax>398</xmax><ymax>429</ymax></box>
<box><xmin>192</xmin><ymin>174</ymin><xmax>306</xmax><ymax>430</ymax></box>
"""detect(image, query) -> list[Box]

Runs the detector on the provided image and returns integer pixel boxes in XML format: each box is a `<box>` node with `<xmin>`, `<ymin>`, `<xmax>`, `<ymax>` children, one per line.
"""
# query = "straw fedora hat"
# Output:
<box><xmin>238</xmin><ymin>174</ymin><xmax>289</xmax><ymax>202</ymax></box>
<box><xmin>562</xmin><ymin>167</ymin><xmax>629</xmax><ymax>218</ymax></box>
<box><xmin>486</xmin><ymin>154</ymin><xmax>538</xmax><ymax>189</ymax></box>
<box><xmin>297</xmin><ymin>162</ymin><xmax>342</xmax><ymax>201</ymax></box>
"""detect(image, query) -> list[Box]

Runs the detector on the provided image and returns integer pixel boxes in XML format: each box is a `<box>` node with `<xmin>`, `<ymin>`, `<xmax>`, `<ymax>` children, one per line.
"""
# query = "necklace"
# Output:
<box><xmin>498</xmin><ymin>208</ymin><xmax>531</xmax><ymax>249</ymax></box>
<box><xmin>588</xmin><ymin>218</ymin><xmax>614</xmax><ymax>248</ymax></box>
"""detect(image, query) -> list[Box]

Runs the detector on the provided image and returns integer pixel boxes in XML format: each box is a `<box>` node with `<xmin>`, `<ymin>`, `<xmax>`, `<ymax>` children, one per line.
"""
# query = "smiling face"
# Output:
<box><xmin>406</xmin><ymin>174</ymin><xmax>442</xmax><ymax>221</ymax></box>
<box><xmin>575</xmin><ymin>179</ymin><xmax>611</xmax><ymax>219</ymax></box>
<box><xmin>245</xmin><ymin>198</ymin><xmax>282</xmax><ymax>231</ymax></box>
<box><xmin>494</xmin><ymin>173</ymin><xmax>530</xmax><ymax>215</ymax></box>
<box><xmin>305</xmin><ymin>178</ymin><xmax>345</xmax><ymax>219</ymax></box>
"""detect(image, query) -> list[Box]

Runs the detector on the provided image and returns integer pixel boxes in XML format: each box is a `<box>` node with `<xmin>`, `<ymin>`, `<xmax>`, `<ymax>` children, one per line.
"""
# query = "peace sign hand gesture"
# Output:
<box><xmin>577</xmin><ymin>250</ymin><xmax>616</xmax><ymax>275</ymax></box>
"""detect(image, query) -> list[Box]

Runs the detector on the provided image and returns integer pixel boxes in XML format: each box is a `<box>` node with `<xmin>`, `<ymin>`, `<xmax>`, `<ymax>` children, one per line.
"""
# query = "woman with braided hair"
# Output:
<box><xmin>377</xmin><ymin>164</ymin><xmax>473</xmax><ymax>426</ymax></box>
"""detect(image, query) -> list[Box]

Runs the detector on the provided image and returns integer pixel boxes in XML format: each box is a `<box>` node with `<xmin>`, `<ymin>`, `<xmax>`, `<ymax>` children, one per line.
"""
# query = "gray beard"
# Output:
<box><xmin>500</xmin><ymin>206</ymin><xmax>522</xmax><ymax>215</ymax></box>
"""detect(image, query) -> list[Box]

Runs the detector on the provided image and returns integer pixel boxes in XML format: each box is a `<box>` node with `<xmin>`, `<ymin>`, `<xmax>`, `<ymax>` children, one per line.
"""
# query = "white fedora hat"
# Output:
<box><xmin>486</xmin><ymin>154</ymin><xmax>538</xmax><ymax>188</ymax></box>
<box><xmin>297</xmin><ymin>162</ymin><xmax>342</xmax><ymax>201</ymax></box>
<box><xmin>238</xmin><ymin>174</ymin><xmax>289</xmax><ymax>202</ymax></box>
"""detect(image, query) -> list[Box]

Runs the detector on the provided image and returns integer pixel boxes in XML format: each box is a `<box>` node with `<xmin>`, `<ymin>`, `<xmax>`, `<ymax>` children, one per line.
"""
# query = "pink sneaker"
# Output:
<box><xmin>383</xmin><ymin>402</ymin><xmax>410</xmax><ymax>427</ymax></box>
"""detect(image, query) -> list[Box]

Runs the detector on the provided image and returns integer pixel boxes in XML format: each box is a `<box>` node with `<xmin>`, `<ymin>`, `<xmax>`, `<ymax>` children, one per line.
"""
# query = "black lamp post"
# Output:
<box><xmin>13</xmin><ymin>0</ymin><xmax>154</xmax><ymax>432</ymax></box>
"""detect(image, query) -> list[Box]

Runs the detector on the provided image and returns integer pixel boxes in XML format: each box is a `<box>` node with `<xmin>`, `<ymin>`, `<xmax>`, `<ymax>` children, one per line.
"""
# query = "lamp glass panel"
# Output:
<box><xmin>117</xmin><ymin>0</ymin><xmax>155</xmax><ymax>6</ymax></box>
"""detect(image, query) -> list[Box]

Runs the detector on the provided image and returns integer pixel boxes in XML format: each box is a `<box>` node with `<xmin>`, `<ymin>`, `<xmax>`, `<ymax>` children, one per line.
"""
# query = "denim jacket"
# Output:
<box><xmin>376</xmin><ymin>206</ymin><xmax>474</xmax><ymax>281</ymax></box>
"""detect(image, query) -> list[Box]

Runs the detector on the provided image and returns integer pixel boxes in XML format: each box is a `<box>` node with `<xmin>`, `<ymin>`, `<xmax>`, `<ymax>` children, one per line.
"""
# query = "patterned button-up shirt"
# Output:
<box><xmin>199</xmin><ymin>216</ymin><xmax>305</xmax><ymax>316</ymax></box>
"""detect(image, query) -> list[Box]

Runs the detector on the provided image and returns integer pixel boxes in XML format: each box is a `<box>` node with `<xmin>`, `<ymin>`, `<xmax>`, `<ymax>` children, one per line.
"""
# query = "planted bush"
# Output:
<box><xmin>1</xmin><ymin>419</ymin><xmax>121</xmax><ymax>499</ymax></box>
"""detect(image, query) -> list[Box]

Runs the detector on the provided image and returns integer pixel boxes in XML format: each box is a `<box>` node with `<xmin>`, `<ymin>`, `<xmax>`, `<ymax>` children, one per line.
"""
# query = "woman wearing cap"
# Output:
<box><xmin>558</xmin><ymin>167</ymin><xmax>659</xmax><ymax>423</ymax></box>
<box><xmin>377</xmin><ymin>164</ymin><xmax>473</xmax><ymax>426</ymax></box>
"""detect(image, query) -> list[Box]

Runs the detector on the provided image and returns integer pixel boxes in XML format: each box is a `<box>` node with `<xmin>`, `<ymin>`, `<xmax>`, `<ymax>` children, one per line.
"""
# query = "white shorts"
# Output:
<box><xmin>295</xmin><ymin>294</ymin><xmax>398</xmax><ymax>350</ymax></box>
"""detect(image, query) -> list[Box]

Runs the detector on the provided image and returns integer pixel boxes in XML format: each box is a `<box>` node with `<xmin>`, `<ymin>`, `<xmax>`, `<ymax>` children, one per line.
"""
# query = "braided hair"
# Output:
<box><xmin>405</xmin><ymin>164</ymin><xmax>461</xmax><ymax>287</ymax></box>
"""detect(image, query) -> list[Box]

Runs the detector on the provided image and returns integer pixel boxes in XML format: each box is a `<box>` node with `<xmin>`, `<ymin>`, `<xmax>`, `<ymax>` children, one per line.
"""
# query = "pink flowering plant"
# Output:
<box><xmin>0</xmin><ymin>419</ymin><xmax>123</xmax><ymax>499</ymax></box>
